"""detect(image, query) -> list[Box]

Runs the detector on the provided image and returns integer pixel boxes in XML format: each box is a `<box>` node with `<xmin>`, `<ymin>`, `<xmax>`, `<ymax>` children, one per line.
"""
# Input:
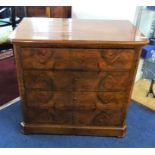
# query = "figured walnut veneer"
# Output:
<box><xmin>10</xmin><ymin>18</ymin><xmax>148</xmax><ymax>137</ymax></box>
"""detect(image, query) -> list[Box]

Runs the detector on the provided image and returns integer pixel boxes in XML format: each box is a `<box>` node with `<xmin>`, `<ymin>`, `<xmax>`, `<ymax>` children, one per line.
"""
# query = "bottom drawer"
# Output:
<box><xmin>24</xmin><ymin>90</ymin><xmax>127</xmax><ymax>126</ymax></box>
<box><xmin>73</xmin><ymin>109</ymin><xmax>124</xmax><ymax>126</ymax></box>
<box><xmin>24</xmin><ymin>108</ymin><xmax>73</xmax><ymax>125</ymax></box>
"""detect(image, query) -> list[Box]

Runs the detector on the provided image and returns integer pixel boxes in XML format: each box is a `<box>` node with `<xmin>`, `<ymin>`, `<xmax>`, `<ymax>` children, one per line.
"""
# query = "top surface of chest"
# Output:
<box><xmin>10</xmin><ymin>18</ymin><xmax>148</xmax><ymax>46</ymax></box>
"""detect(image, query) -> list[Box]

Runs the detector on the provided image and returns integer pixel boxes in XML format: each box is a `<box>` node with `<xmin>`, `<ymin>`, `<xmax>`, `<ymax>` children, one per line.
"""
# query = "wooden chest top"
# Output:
<box><xmin>10</xmin><ymin>18</ymin><xmax>148</xmax><ymax>45</ymax></box>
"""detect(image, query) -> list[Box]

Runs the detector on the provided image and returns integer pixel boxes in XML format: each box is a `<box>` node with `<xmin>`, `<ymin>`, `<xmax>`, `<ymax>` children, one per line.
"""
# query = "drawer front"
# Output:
<box><xmin>24</xmin><ymin>70</ymin><xmax>130</xmax><ymax>91</ymax></box>
<box><xmin>25</xmin><ymin>91</ymin><xmax>73</xmax><ymax>124</ymax></box>
<box><xmin>25</xmin><ymin>90</ymin><xmax>126</xmax><ymax>126</ymax></box>
<box><xmin>25</xmin><ymin>107</ymin><xmax>73</xmax><ymax>124</ymax></box>
<box><xmin>25</xmin><ymin>91</ymin><xmax>71</xmax><ymax>108</ymax></box>
<box><xmin>73</xmin><ymin>109</ymin><xmax>124</xmax><ymax>126</ymax></box>
<box><xmin>72</xmin><ymin>91</ymin><xmax>126</xmax><ymax>126</ymax></box>
<box><xmin>21</xmin><ymin>48</ymin><xmax>134</xmax><ymax>71</ymax></box>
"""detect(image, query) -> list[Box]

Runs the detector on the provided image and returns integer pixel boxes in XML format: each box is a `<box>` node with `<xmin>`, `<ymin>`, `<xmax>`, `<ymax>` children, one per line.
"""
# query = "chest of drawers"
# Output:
<box><xmin>10</xmin><ymin>18</ymin><xmax>148</xmax><ymax>137</ymax></box>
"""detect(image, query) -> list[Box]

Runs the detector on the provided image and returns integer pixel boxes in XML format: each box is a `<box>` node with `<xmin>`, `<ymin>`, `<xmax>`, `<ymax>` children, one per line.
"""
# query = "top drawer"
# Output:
<box><xmin>21</xmin><ymin>48</ymin><xmax>134</xmax><ymax>71</ymax></box>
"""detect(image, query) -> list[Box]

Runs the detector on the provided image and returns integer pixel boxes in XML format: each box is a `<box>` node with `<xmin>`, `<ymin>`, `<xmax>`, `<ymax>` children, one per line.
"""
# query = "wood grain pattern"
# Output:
<box><xmin>50</xmin><ymin>6</ymin><xmax>72</xmax><ymax>18</ymax></box>
<box><xmin>25</xmin><ymin>6</ymin><xmax>72</xmax><ymax>18</ymax></box>
<box><xmin>21</xmin><ymin>48</ymin><xmax>134</xmax><ymax>71</ymax></box>
<box><xmin>10</xmin><ymin>18</ymin><xmax>148</xmax><ymax>45</ymax></box>
<box><xmin>11</xmin><ymin>18</ymin><xmax>148</xmax><ymax>137</ymax></box>
<box><xmin>24</xmin><ymin>70</ymin><xmax>130</xmax><ymax>91</ymax></box>
<box><xmin>25</xmin><ymin>90</ymin><xmax>126</xmax><ymax>126</ymax></box>
<box><xmin>21</xmin><ymin>122</ymin><xmax>127</xmax><ymax>137</ymax></box>
<box><xmin>25</xmin><ymin>6</ymin><xmax>48</xmax><ymax>17</ymax></box>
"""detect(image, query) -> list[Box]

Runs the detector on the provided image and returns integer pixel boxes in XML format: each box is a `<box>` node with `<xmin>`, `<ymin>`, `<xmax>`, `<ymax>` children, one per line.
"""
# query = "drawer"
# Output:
<box><xmin>25</xmin><ymin>107</ymin><xmax>73</xmax><ymax>124</ymax></box>
<box><xmin>21</xmin><ymin>48</ymin><xmax>134</xmax><ymax>71</ymax></box>
<box><xmin>72</xmin><ymin>91</ymin><xmax>126</xmax><ymax>111</ymax></box>
<box><xmin>72</xmin><ymin>92</ymin><xmax>126</xmax><ymax>126</ymax></box>
<box><xmin>25</xmin><ymin>90</ymin><xmax>126</xmax><ymax>125</ymax></box>
<box><xmin>25</xmin><ymin>91</ymin><xmax>71</xmax><ymax>108</ymax></box>
<box><xmin>24</xmin><ymin>70</ymin><xmax>130</xmax><ymax>91</ymax></box>
<box><xmin>25</xmin><ymin>91</ymin><xmax>73</xmax><ymax>124</ymax></box>
<box><xmin>26</xmin><ymin>90</ymin><xmax>126</xmax><ymax>109</ymax></box>
<box><xmin>73</xmin><ymin>109</ymin><xmax>124</xmax><ymax>126</ymax></box>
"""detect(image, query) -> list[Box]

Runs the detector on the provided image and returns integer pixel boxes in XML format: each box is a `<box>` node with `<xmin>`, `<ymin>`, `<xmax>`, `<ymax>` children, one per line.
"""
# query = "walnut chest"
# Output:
<box><xmin>10</xmin><ymin>18</ymin><xmax>148</xmax><ymax>137</ymax></box>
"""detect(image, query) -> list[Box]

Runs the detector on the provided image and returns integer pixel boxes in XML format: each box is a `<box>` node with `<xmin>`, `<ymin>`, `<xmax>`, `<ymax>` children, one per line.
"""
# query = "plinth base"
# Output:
<box><xmin>21</xmin><ymin>122</ymin><xmax>126</xmax><ymax>137</ymax></box>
